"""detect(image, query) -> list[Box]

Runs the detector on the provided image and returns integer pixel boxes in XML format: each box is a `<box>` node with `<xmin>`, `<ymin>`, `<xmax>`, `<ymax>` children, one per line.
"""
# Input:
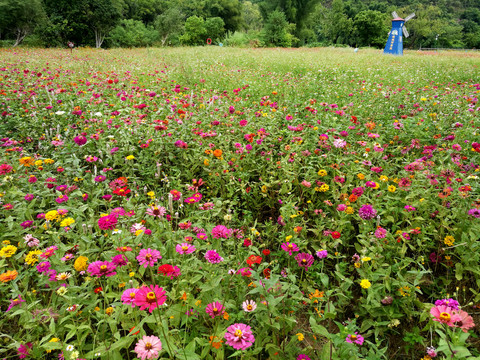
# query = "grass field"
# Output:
<box><xmin>1</xmin><ymin>47</ymin><xmax>480</xmax><ymax>359</ymax></box>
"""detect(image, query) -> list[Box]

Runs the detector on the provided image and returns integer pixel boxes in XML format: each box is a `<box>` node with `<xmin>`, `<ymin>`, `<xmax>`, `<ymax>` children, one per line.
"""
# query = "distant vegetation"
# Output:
<box><xmin>0</xmin><ymin>0</ymin><xmax>479</xmax><ymax>49</ymax></box>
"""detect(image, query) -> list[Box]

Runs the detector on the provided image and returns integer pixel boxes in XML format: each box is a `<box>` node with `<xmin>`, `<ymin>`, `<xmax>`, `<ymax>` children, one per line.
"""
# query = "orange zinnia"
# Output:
<box><xmin>209</xmin><ymin>336</ymin><xmax>223</xmax><ymax>349</ymax></box>
<box><xmin>0</xmin><ymin>270</ymin><xmax>18</xmax><ymax>282</ymax></box>
<box><xmin>213</xmin><ymin>149</ymin><xmax>222</xmax><ymax>157</ymax></box>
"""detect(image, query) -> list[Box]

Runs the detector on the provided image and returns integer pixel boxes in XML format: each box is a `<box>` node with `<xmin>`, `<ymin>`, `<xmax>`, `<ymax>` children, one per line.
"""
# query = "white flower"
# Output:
<box><xmin>242</xmin><ymin>300</ymin><xmax>257</xmax><ymax>312</ymax></box>
<box><xmin>66</xmin><ymin>345</ymin><xmax>75</xmax><ymax>351</ymax></box>
<box><xmin>55</xmin><ymin>111</ymin><xmax>66</xmax><ymax>115</ymax></box>
<box><xmin>94</xmin><ymin>112</ymin><xmax>103</xmax><ymax>117</ymax></box>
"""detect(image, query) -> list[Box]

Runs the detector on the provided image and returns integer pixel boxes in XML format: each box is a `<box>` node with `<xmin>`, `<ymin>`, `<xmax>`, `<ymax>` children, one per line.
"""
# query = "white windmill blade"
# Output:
<box><xmin>402</xmin><ymin>26</ymin><xmax>409</xmax><ymax>38</ymax></box>
<box><xmin>404</xmin><ymin>13</ymin><xmax>415</xmax><ymax>21</ymax></box>
<box><xmin>392</xmin><ymin>11</ymin><xmax>399</xmax><ymax>18</ymax></box>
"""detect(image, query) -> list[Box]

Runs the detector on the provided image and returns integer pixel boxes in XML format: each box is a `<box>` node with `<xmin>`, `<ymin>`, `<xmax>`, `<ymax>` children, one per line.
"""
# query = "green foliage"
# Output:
<box><xmin>0</xmin><ymin>0</ymin><xmax>45</xmax><ymax>46</ymax></box>
<box><xmin>262</xmin><ymin>10</ymin><xmax>296</xmax><ymax>47</ymax></box>
<box><xmin>353</xmin><ymin>10</ymin><xmax>388</xmax><ymax>48</ymax></box>
<box><xmin>154</xmin><ymin>7</ymin><xmax>185</xmax><ymax>46</ymax></box>
<box><xmin>205</xmin><ymin>17</ymin><xmax>225</xmax><ymax>41</ymax></box>
<box><xmin>241</xmin><ymin>1</ymin><xmax>263</xmax><ymax>31</ymax></box>
<box><xmin>108</xmin><ymin>19</ymin><xmax>157</xmax><ymax>47</ymax></box>
<box><xmin>179</xmin><ymin>16</ymin><xmax>207</xmax><ymax>45</ymax></box>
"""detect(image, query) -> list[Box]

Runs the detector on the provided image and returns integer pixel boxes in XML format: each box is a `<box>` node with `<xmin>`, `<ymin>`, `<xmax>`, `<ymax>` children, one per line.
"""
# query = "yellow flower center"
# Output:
<box><xmin>182</xmin><ymin>246</ymin><xmax>189</xmax><ymax>251</ymax></box>
<box><xmin>213</xmin><ymin>307</ymin><xmax>218</xmax><ymax>313</ymax></box>
<box><xmin>145</xmin><ymin>342</ymin><xmax>152</xmax><ymax>350</ymax></box>
<box><xmin>351</xmin><ymin>335</ymin><xmax>357</xmax><ymax>340</ymax></box>
<box><xmin>100</xmin><ymin>265</ymin><xmax>107</xmax><ymax>271</ymax></box>
<box><xmin>439</xmin><ymin>312</ymin><xmax>451</xmax><ymax>322</ymax></box>
<box><xmin>130</xmin><ymin>292</ymin><xmax>136</xmax><ymax>298</ymax></box>
<box><xmin>234</xmin><ymin>329</ymin><xmax>243</xmax><ymax>338</ymax></box>
<box><xmin>247</xmin><ymin>305</ymin><xmax>253</xmax><ymax>310</ymax></box>
<box><xmin>146</xmin><ymin>292</ymin><xmax>156</xmax><ymax>302</ymax></box>
<box><xmin>288</xmin><ymin>244</ymin><xmax>293</xmax><ymax>249</ymax></box>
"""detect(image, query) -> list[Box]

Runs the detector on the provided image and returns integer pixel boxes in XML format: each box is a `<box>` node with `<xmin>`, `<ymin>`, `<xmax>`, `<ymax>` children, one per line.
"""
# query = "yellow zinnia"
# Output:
<box><xmin>0</xmin><ymin>245</ymin><xmax>17</xmax><ymax>258</ymax></box>
<box><xmin>74</xmin><ymin>256</ymin><xmax>88</xmax><ymax>272</ymax></box>
<box><xmin>360</xmin><ymin>279</ymin><xmax>371</xmax><ymax>289</ymax></box>
<box><xmin>25</xmin><ymin>250</ymin><xmax>42</xmax><ymax>266</ymax></box>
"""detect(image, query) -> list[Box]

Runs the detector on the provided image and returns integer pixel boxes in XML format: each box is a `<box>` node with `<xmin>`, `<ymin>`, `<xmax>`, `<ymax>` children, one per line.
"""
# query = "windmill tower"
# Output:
<box><xmin>383</xmin><ymin>11</ymin><xmax>415</xmax><ymax>55</ymax></box>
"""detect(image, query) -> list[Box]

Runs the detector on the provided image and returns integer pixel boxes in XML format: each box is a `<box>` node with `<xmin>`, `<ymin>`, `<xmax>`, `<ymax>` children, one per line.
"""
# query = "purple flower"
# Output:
<box><xmin>297</xmin><ymin>355</ymin><xmax>311</xmax><ymax>360</ymax></box>
<box><xmin>205</xmin><ymin>250</ymin><xmax>224</xmax><ymax>264</ymax></box>
<box><xmin>20</xmin><ymin>220</ymin><xmax>34</xmax><ymax>229</ymax></box>
<box><xmin>295</xmin><ymin>253</ymin><xmax>314</xmax><ymax>270</ymax></box>
<box><xmin>434</xmin><ymin>298</ymin><xmax>459</xmax><ymax>310</ymax></box>
<box><xmin>468</xmin><ymin>208</ymin><xmax>480</xmax><ymax>218</ymax></box>
<box><xmin>74</xmin><ymin>135</ymin><xmax>87</xmax><ymax>146</ymax></box>
<box><xmin>6</xmin><ymin>295</ymin><xmax>25</xmax><ymax>312</ymax></box>
<box><xmin>346</xmin><ymin>332</ymin><xmax>364</xmax><ymax>345</ymax></box>
<box><xmin>95</xmin><ymin>175</ymin><xmax>106</xmax><ymax>182</ymax></box>
<box><xmin>316</xmin><ymin>249</ymin><xmax>328</xmax><ymax>259</ymax></box>
<box><xmin>111</xmin><ymin>254</ymin><xmax>128</xmax><ymax>267</ymax></box>
<box><xmin>24</xmin><ymin>194</ymin><xmax>35</xmax><ymax>201</ymax></box>
<box><xmin>358</xmin><ymin>204</ymin><xmax>377</xmax><ymax>220</ymax></box>
<box><xmin>36</xmin><ymin>261</ymin><xmax>51</xmax><ymax>273</ymax></box>
<box><xmin>87</xmin><ymin>261</ymin><xmax>117</xmax><ymax>277</ymax></box>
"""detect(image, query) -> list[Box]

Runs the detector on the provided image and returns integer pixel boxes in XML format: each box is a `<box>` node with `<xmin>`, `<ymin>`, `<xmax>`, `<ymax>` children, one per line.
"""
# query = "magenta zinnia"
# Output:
<box><xmin>134</xmin><ymin>335</ymin><xmax>162</xmax><ymax>360</ymax></box>
<box><xmin>97</xmin><ymin>214</ymin><xmax>118</xmax><ymax>230</ymax></box>
<box><xmin>206</xmin><ymin>301</ymin><xmax>225</xmax><ymax>318</ymax></box>
<box><xmin>281</xmin><ymin>242</ymin><xmax>299</xmax><ymax>256</ymax></box>
<box><xmin>295</xmin><ymin>253</ymin><xmax>314</xmax><ymax>270</ymax></box>
<box><xmin>224</xmin><ymin>323</ymin><xmax>255</xmax><ymax>350</ymax></box>
<box><xmin>358</xmin><ymin>204</ymin><xmax>377</xmax><ymax>220</ymax></box>
<box><xmin>134</xmin><ymin>285</ymin><xmax>167</xmax><ymax>313</ymax></box>
<box><xmin>87</xmin><ymin>261</ymin><xmax>117</xmax><ymax>277</ymax></box>
<box><xmin>121</xmin><ymin>288</ymin><xmax>139</xmax><ymax>307</ymax></box>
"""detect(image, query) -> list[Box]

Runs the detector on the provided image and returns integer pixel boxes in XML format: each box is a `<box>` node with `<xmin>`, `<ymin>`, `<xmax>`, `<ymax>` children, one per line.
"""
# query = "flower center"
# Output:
<box><xmin>100</xmin><ymin>265</ymin><xmax>107</xmax><ymax>271</ymax></box>
<box><xmin>145</xmin><ymin>342</ymin><xmax>152</xmax><ymax>350</ymax></box>
<box><xmin>439</xmin><ymin>312</ymin><xmax>451</xmax><ymax>322</ymax></box>
<box><xmin>247</xmin><ymin>305</ymin><xmax>253</xmax><ymax>310</ymax></box>
<box><xmin>146</xmin><ymin>292</ymin><xmax>156</xmax><ymax>302</ymax></box>
<box><xmin>234</xmin><ymin>329</ymin><xmax>243</xmax><ymax>338</ymax></box>
<box><xmin>351</xmin><ymin>335</ymin><xmax>357</xmax><ymax>340</ymax></box>
<box><xmin>288</xmin><ymin>244</ymin><xmax>293</xmax><ymax>249</ymax></box>
<box><xmin>130</xmin><ymin>292</ymin><xmax>136</xmax><ymax>298</ymax></box>
<box><xmin>182</xmin><ymin>246</ymin><xmax>189</xmax><ymax>251</ymax></box>
<box><xmin>145</xmin><ymin>254</ymin><xmax>152</xmax><ymax>260</ymax></box>
<box><xmin>302</xmin><ymin>259</ymin><xmax>307</xmax><ymax>263</ymax></box>
<box><xmin>213</xmin><ymin>307</ymin><xmax>218</xmax><ymax>313</ymax></box>
<box><xmin>153</xmin><ymin>208</ymin><xmax>160</xmax><ymax>215</ymax></box>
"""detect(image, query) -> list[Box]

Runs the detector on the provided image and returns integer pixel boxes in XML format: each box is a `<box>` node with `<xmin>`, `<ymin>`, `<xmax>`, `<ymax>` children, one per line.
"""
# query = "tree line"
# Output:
<box><xmin>1</xmin><ymin>0</ymin><xmax>479</xmax><ymax>49</ymax></box>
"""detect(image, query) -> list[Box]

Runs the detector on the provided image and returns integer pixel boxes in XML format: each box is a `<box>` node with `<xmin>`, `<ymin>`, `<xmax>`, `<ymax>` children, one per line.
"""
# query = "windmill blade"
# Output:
<box><xmin>392</xmin><ymin>11</ymin><xmax>399</xmax><ymax>18</ymax></box>
<box><xmin>404</xmin><ymin>13</ymin><xmax>415</xmax><ymax>21</ymax></box>
<box><xmin>402</xmin><ymin>26</ymin><xmax>409</xmax><ymax>38</ymax></box>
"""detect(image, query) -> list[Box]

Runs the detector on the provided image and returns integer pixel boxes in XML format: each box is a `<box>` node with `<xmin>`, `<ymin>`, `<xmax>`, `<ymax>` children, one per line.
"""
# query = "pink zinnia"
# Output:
<box><xmin>453</xmin><ymin>309</ymin><xmax>475</xmax><ymax>332</ymax></box>
<box><xmin>211</xmin><ymin>225</ymin><xmax>233</xmax><ymax>239</ymax></box>
<box><xmin>224</xmin><ymin>323</ymin><xmax>255</xmax><ymax>350</ymax></box>
<box><xmin>205</xmin><ymin>250</ymin><xmax>224</xmax><ymax>263</ymax></box>
<box><xmin>136</xmin><ymin>248</ymin><xmax>162</xmax><ymax>268</ymax></box>
<box><xmin>358</xmin><ymin>204</ymin><xmax>377</xmax><ymax>220</ymax></box>
<box><xmin>374</xmin><ymin>227</ymin><xmax>387</xmax><ymax>239</ymax></box>
<box><xmin>346</xmin><ymin>332</ymin><xmax>364</xmax><ymax>345</ymax></box>
<box><xmin>55</xmin><ymin>194</ymin><xmax>68</xmax><ymax>203</ymax></box>
<box><xmin>176</xmin><ymin>243</ymin><xmax>196</xmax><ymax>254</ymax></box>
<box><xmin>17</xmin><ymin>342</ymin><xmax>33</xmax><ymax>359</ymax></box>
<box><xmin>281</xmin><ymin>242</ymin><xmax>299</xmax><ymax>256</ymax></box>
<box><xmin>134</xmin><ymin>285</ymin><xmax>167</xmax><ymax>313</ymax></box>
<box><xmin>430</xmin><ymin>305</ymin><xmax>458</xmax><ymax>327</ymax></box>
<box><xmin>206</xmin><ymin>301</ymin><xmax>224</xmax><ymax>318</ymax></box>
<box><xmin>121</xmin><ymin>288</ymin><xmax>139</xmax><ymax>307</ymax></box>
<box><xmin>98</xmin><ymin>214</ymin><xmax>118</xmax><ymax>230</ymax></box>
<box><xmin>87</xmin><ymin>261</ymin><xmax>117</xmax><ymax>277</ymax></box>
<box><xmin>134</xmin><ymin>335</ymin><xmax>162</xmax><ymax>360</ymax></box>
<box><xmin>0</xmin><ymin>163</ymin><xmax>13</xmax><ymax>175</ymax></box>
<box><xmin>146</xmin><ymin>206</ymin><xmax>166</xmax><ymax>218</ymax></box>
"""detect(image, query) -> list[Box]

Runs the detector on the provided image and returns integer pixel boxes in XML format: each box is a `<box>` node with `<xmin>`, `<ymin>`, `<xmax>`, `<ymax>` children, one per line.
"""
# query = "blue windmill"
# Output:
<box><xmin>383</xmin><ymin>11</ymin><xmax>415</xmax><ymax>55</ymax></box>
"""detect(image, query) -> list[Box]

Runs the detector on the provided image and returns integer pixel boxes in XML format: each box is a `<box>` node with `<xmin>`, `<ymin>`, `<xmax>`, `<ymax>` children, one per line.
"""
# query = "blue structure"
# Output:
<box><xmin>384</xmin><ymin>18</ymin><xmax>405</xmax><ymax>55</ymax></box>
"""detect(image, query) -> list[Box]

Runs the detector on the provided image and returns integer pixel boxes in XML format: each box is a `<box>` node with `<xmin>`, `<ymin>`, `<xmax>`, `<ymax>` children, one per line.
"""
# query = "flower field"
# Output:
<box><xmin>1</xmin><ymin>47</ymin><xmax>480</xmax><ymax>359</ymax></box>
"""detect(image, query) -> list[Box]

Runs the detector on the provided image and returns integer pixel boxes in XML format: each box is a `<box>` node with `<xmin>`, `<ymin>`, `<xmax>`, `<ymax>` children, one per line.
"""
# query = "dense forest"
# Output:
<box><xmin>1</xmin><ymin>0</ymin><xmax>479</xmax><ymax>48</ymax></box>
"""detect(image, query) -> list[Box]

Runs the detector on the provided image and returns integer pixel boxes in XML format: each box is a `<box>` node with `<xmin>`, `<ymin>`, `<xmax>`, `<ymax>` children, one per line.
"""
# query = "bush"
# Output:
<box><xmin>108</xmin><ymin>19</ymin><xmax>157</xmax><ymax>48</ymax></box>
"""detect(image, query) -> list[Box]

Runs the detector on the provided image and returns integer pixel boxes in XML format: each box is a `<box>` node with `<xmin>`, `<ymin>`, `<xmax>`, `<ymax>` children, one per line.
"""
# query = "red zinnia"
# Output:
<box><xmin>113</xmin><ymin>187</ymin><xmax>131</xmax><ymax>197</ymax></box>
<box><xmin>246</xmin><ymin>255</ymin><xmax>262</xmax><ymax>267</ymax></box>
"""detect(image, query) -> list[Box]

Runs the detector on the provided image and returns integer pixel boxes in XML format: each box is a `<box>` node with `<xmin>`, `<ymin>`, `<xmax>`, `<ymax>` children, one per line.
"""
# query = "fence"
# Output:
<box><xmin>418</xmin><ymin>47</ymin><xmax>479</xmax><ymax>52</ymax></box>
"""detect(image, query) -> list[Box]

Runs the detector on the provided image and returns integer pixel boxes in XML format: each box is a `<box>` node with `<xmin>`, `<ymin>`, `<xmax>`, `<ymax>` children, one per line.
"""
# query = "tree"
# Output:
<box><xmin>241</xmin><ymin>1</ymin><xmax>263</xmax><ymax>31</ymax></box>
<box><xmin>179</xmin><ymin>16</ymin><xmax>207</xmax><ymax>45</ymax></box>
<box><xmin>205</xmin><ymin>17</ymin><xmax>225</xmax><ymax>40</ymax></box>
<box><xmin>353</xmin><ymin>10</ymin><xmax>388</xmax><ymax>48</ymax></box>
<box><xmin>155</xmin><ymin>8</ymin><xmax>185</xmax><ymax>46</ymax></box>
<box><xmin>262</xmin><ymin>10</ymin><xmax>296</xmax><ymax>47</ymax></box>
<box><xmin>205</xmin><ymin>0</ymin><xmax>243</xmax><ymax>32</ymax></box>
<box><xmin>85</xmin><ymin>0</ymin><xmax>123</xmax><ymax>48</ymax></box>
<box><xmin>321</xmin><ymin>0</ymin><xmax>353</xmax><ymax>45</ymax></box>
<box><xmin>0</xmin><ymin>0</ymin><xmax>45</xmax><ymax>46</ymax></box>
